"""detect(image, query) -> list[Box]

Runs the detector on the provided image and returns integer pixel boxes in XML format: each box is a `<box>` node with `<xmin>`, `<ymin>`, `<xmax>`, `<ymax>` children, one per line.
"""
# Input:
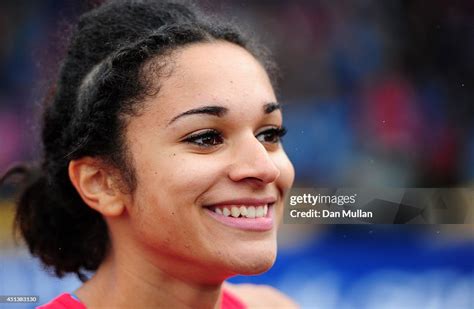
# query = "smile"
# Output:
<box><xmin>203</xmin><ymin>202</ymin><xmax>275</xmax><ymax>231</ymax></box>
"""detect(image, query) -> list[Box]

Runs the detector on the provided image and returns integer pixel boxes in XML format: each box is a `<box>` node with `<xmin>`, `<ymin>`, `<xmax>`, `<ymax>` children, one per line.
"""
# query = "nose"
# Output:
<box><xmin>228</xmin><ymin>135</ymin><xmax>280</xmax><ymax>186</ymax></box>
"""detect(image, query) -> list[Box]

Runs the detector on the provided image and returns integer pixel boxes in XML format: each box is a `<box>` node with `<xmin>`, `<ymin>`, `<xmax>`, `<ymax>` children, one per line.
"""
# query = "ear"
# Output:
<box><xmin>68</xmin><ymin>157</ymin><xmax>126</xmax><ymax>217</ymax></box>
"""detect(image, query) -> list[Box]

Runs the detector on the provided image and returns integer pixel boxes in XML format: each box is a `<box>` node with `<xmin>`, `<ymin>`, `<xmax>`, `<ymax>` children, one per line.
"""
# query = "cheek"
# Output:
<box><xmin>127</xmin><ymin>154</ymin><xmax>225</xmax><ymax>257</ymax></box>
<box><xmin>152</xmin><ymin>154</ymin><xmax>225</xmax><ymax>198</ymax></box>
<box><xmin>130</xmin><ymin>152</ymin><xmax>224</xmax><ymax>231</ymax></box>
<box><xmin>135</xmin><ymin>150</ymin><xmax>221</xmax><ymax>197</ymax></box>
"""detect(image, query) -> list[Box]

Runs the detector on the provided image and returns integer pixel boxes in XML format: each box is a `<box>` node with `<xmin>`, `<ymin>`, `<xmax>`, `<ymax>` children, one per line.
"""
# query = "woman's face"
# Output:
<box><xmin>122</xmin><ymin>41</ymin><xmax>294</xmax><ymax>283</ymax></box>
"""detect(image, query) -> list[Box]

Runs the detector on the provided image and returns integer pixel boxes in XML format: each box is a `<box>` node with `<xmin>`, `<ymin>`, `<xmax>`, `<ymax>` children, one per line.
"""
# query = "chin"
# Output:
<box><xmin>237</xmin><ymin>258</ymin><xmax>276</xmax><ymax>275</ymax></box>
<box><xmin>226</xmin><ymin>244</ymin><xmax>277</xmax><ymax>275</ymax></box>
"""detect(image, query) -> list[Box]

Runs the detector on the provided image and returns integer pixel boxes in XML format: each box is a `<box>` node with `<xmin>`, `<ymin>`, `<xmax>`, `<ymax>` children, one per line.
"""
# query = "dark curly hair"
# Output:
<box><xmin>0</xmin><ymin>0</ymin><xmax>278</xmax><ymax>282</ymax></box>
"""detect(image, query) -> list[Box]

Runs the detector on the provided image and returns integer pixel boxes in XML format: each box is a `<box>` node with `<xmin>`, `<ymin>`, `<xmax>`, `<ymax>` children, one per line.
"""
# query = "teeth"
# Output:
<box><xmin>246</xmin><ymin>206</ymin><xmax>256</xmax><ymax>218</ymax></box>
<box><xmin>222</xmin><ymin>208</ymin><xmax>231</xmax><ymax>217</ymax></box>
<box><xmin>212</xmin><ymin>204</ymin><xmax>270</xmax><ymax>218</ymax></box>
<box><xmin>231</xmin><ymin>206</ymin><xmax>240</xmax><ymax>217</ymax></box>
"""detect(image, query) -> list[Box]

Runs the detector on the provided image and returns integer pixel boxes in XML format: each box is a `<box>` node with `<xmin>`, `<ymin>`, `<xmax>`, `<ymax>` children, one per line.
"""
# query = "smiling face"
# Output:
<box><xmin>120</xmin><ymin>41</ymin><xmax>294</xmax><ymax>283</ymax></box>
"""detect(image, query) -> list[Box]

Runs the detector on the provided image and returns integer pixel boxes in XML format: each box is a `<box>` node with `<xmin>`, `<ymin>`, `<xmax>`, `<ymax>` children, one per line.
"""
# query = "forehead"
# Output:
<box><xmin>143</xmin><ymin>41</ymin><xmax>277</xmax><ymax>125</ymax></box>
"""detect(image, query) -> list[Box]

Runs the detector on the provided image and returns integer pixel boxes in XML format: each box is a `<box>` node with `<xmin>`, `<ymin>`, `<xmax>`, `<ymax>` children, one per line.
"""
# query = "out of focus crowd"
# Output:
<box><xmin>1</xmin><ymin>0</ymin><xmax>473</xmax><ymax>186</ymax></box>
<box><xmin>0</xmin><ymin>1</ymin><xmax>473</xmax><ymax>308</ymax></box>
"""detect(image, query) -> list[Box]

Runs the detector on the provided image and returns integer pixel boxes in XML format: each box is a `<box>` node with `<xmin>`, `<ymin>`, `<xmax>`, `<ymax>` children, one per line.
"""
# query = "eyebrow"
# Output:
<box><xmin>264</xmin><ymin>102</ymin><xmax>281</xmax><ymax>113</ymax></box>
<box><xmin>167</xmin><ymin>102</ymin><xmax>281</xmax><ymax>126</ymax></box>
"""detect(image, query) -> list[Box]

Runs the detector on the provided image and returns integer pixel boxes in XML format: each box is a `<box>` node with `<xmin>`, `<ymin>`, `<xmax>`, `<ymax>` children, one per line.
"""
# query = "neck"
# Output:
<box><xmin>75</xmin><ymin>245</ymin><xmax>225</xmax><ymax>309</ymax></box>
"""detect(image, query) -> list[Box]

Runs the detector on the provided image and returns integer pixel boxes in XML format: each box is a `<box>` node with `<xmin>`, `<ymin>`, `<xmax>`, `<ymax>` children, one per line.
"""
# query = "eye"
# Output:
<box><xmin>256</xmin><ymin>126</ymin><xmax>287</xmax><ymax>144</ymax></box>
<box><xmin>182</xmin><ymin>129</ymin><xmax>224</xmax><ymax>148</ymax></box>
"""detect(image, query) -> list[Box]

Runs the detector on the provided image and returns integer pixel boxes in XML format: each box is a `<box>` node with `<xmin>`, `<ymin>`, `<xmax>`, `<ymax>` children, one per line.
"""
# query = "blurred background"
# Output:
<box><xmin>0</xmin><ymin>0</ymin><xmax>473</xmax><ymax>308</ymax></box>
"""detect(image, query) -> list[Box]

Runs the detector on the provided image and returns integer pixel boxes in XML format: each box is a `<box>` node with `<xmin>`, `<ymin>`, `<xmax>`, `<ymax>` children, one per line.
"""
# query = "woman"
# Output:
<box><xmin>2</xmin><ymin>0</ymin><xmax>296</xmax><ymax>307</ymax></box>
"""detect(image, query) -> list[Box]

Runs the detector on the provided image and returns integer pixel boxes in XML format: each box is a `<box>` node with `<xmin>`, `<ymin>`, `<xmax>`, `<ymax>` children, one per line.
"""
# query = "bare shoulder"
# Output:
<box><xmin>224</xmin><ymin>282</ymin><xmax>299</xmax><ymax>308</ymax></box>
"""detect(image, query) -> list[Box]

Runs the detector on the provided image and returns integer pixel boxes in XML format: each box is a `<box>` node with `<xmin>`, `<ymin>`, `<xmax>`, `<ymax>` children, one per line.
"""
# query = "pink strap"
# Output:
<box><xmin>37</xmin><ymin>293</ymin><xmax>86</xmax><ymax>309</ymax></box>
<box><xmin>221</xmin><ymin>288</ymin><xmax>247</xmax><ymax>309</ymax></box>
<box><xmin>38</xmin><ymin>289</ymin><xmax>246</xmax><ymax>309</ymax></box>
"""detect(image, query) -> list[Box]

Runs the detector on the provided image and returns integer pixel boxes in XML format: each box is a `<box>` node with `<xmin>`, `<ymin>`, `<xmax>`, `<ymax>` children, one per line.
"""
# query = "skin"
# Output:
<box><xmin>69</xmin><ymin>41</ymin><xmax>295</xmax><ymax>308</ymax></box>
